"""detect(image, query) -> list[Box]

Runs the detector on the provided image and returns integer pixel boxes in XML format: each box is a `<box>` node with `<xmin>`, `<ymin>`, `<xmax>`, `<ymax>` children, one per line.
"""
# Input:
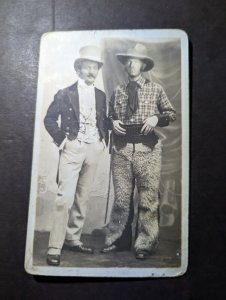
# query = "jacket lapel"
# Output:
<box><xmin>67</xmin><ymin>84</ymin><xmax>102</xmax><ymax>122</ymax></box>
<box><xmin>67</xmin><ymin>82</ymin><xmax>80</xmax><ymax>121</ymax></box>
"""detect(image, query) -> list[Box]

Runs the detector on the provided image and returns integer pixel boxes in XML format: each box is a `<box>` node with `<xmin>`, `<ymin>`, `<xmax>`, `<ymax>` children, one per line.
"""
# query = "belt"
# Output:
<box><xmin>113</xmin><ymin>124</ymin><xmax>159</xmax><ymax>150</ymax></box>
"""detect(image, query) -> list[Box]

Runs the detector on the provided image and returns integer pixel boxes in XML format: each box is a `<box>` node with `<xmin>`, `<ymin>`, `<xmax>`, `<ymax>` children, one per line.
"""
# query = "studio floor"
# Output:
<box><xmin>33</xmin><ymin>230</ymin><xmax>181</xmax><ymax>268</ymax></box>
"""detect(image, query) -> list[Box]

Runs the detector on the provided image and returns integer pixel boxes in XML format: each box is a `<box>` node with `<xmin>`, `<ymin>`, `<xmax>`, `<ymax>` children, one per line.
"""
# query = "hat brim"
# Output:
<box><xmin>74</xmin><ymin>58</ymin><xmax>103</xmax><ymax>69</ymax></box>
<box><xmin>116</xmin><ymin>54</ymin><xmax>154</xmax><ymax>72</ymax></box>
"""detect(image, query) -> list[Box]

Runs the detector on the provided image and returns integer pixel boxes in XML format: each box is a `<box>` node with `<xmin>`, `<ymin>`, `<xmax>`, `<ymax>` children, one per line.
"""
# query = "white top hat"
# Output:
<box><xmin>74</xmin><ymin>45</ymin><xmax>103</xmax><ymax>69</ymax></box>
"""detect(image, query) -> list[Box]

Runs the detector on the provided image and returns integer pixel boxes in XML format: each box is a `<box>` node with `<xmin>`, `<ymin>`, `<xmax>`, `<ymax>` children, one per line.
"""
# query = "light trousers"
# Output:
<box><xmin>48</xmin><ymin>139</ymin><xmax>104</xmax><ymax>250</ymax></box>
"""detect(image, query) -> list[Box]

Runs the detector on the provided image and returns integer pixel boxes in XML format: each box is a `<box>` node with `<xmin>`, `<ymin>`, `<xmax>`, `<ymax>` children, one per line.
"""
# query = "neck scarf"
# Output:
<box><xmin>126</xmin><ymin>81</ymin><xmax>139</xmax><ymax>118</ymax></box>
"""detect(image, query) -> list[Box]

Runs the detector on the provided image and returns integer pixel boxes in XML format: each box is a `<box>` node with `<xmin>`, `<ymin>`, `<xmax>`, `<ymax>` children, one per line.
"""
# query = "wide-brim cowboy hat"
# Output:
<box><xmin>74</xmin><ymin>45</ymin><xmax>103</xmax><ymax>69</ymax></box>
<box><xmin>116</xmin><ymin>43</ymin><xmax>154</xmax><ymax>72</ymax></box>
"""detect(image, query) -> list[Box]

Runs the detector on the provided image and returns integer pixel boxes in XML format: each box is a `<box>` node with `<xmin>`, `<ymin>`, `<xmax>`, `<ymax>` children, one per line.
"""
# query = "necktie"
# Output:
<box><xmin>126</xmin><ymin>81</ymin><xmax>139</xmax><ymax>118</ymax></box>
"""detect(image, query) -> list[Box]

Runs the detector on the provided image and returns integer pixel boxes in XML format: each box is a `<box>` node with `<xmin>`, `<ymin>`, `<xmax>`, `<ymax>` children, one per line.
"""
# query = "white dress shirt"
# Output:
<box><xmin>77</xmin><ymin>79</ymin><xmax>100</xmax><ymax>143</ymax></box>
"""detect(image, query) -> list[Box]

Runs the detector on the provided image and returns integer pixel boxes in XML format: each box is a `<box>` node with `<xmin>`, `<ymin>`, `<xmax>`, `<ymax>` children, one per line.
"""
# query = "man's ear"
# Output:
<box><xmin>74</xmin><ymin>61</ymin><xmax>81</xmax><ymax>74</ymax></box>
<box><xmin>74</xmin><ymin>65</ymin><xmax>81</xmax><ymax>76</ymax></box>
<box><xmin>76</xmin><ymin>69</ymin><xmax>81</xmax><ymax>76</ymax></box>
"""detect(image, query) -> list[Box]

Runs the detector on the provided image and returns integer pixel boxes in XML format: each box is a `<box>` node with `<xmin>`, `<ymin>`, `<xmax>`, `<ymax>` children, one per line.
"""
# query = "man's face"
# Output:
<box><xmin>124</xmin><ymin>58</ymin><xmax>144</xmax><ymax>78</ymax></box>
<box><xmin>77</xmin><ymin>60</ymin><xmax>99</xmax><ymax>85</ymax></box>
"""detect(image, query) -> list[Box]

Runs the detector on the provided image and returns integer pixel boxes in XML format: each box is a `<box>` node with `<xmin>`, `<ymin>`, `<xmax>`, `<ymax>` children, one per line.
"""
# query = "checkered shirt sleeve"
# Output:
<box><xmin>157</xmin><ymin>85</ymin><xmax>176</xmax><ymax>122</ymax></box>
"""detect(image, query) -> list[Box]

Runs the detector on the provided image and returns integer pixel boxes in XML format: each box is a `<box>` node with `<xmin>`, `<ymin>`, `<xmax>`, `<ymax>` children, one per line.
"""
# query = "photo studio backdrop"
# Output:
<box><xmin>34</xmin><ymin>32</ymin><xmax>181</xmax><ymax>239</ymax></box>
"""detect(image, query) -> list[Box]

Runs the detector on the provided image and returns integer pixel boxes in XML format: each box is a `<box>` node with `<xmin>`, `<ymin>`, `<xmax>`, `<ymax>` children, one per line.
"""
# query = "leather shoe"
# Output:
<box><xmin>64</xmin><ymin>244</ymin><xmax>94</xmax><ymax>254</ymax></box>
<box><xmin>46</xmin><ymin>254</ymin><xmax>61</xmax><ymax>266</ymax></box>
<box><xmin>100</xmin><ymin>244</ymin><xmax>118</xmax><ymax>253</ymax></box>
<box><xmin>135</xmin><ymin>250</ymin><xmax>149</xmax><ymax>260</ymax></box>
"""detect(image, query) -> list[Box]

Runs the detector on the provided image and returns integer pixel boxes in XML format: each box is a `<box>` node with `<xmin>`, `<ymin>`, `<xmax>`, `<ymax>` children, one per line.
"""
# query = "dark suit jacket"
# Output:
<box><xmin>44</xmin><ymin>82</ymin><xmax>109</xmax><ymax>146</ymax></box>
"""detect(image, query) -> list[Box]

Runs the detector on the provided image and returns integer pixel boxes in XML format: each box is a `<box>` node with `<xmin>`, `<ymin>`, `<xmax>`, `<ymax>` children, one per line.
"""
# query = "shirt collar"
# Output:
<box><xmin>78</xmin><ymin>78</ymin><xmax>95</xmax><ymax>89</ymax></box>
<box><xmin>128</xmin><ymin>75</ymin><xmax>146</xmax><ymax>88</ymax></box>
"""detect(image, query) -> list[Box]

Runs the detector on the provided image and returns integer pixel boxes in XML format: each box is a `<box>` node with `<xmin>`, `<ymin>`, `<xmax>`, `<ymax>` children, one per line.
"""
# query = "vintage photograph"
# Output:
<box><xmin>25</xmin><ymin>29</ymin><xmax>189</xmax><ymax>277</ymax></box>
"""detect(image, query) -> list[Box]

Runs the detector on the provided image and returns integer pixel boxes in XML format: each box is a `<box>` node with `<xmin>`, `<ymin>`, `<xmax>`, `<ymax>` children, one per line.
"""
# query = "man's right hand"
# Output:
<box><xmin>113</xmin><ymin>120</ymin><xmax>126</xmax><ymax>135</ymax></box>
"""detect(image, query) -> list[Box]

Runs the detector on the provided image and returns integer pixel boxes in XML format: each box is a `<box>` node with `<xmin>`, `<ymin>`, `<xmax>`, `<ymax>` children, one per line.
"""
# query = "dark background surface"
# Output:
<box><xmin>0</xmin><ymin>0</ymin><xmax>225</xmax><ymax>299</ymax></box>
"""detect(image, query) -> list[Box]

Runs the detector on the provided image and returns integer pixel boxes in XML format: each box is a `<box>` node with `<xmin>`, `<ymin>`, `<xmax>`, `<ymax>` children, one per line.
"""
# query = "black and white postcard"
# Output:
<box><xmin>25</xmin><ymin>29</ymin><xmax>189</xmax><ymax>277</ymax></box>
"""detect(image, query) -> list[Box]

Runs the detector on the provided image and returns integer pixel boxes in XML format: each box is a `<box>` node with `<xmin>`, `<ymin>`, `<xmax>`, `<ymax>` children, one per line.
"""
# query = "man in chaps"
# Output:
<box><xmin>101</xmin><ymin>43</ymin><xmax>176</xmax><ymax>260</ymax></box>
<box><xmin>44</xmin><ymin>45</ymin><xmax>108</xmax><ymax>266</ymax></box>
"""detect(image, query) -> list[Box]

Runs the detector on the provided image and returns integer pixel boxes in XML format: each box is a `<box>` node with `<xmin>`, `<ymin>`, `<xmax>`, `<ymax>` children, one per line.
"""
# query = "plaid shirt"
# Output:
<box><xmin>109</xmin><ymin>76</ymin><xmax>176</xmax><ymax>125</ymax></box>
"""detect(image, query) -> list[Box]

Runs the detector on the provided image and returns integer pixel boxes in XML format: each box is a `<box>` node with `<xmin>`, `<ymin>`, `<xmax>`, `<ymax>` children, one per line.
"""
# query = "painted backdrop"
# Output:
<box><xmin>35</xmin><ymin>32</ymin><xmax>181</xmax><ymax>238</ymax></box>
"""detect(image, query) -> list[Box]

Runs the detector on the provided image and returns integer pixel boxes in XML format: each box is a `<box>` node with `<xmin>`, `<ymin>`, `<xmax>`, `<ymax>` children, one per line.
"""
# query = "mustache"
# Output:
<box><xmin>87</xmin><ymin>74</ymin><xmax>96</xmax><ymax>79</ymax></box>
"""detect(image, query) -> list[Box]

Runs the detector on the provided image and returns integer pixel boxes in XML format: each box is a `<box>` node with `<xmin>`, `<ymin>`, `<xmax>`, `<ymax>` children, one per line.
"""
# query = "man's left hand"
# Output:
<box><xmin>141</xmin><ymin>116</ymin><xmax>158</xmax><ymax>135</ymax></box>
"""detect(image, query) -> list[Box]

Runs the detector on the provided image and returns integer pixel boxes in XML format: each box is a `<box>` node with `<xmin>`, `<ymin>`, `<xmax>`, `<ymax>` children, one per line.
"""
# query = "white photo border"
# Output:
<box><xmin>25</xmin><ymin>29</ymin><xmax>189</xmax><ymax>277</ymax></box>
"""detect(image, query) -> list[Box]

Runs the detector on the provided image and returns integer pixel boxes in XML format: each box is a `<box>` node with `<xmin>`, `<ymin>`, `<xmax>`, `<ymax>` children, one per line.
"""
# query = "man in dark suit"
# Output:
<box><xmin>44</xmin><ymin>45</ymin><xmax>108</xmax><ymax>266</ymax></box>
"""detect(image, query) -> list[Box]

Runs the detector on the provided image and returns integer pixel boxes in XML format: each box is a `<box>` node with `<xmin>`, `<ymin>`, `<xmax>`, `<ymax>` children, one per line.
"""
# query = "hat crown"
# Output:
<box><xmin>79</xmin><ymin>45</ymin><xmax>101</xmax><ymax>60</ymax></box>
<box><xmin>127</xmin><ymin>43</ymin><xmax>148</xmax><ymax>57</ymax></box>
